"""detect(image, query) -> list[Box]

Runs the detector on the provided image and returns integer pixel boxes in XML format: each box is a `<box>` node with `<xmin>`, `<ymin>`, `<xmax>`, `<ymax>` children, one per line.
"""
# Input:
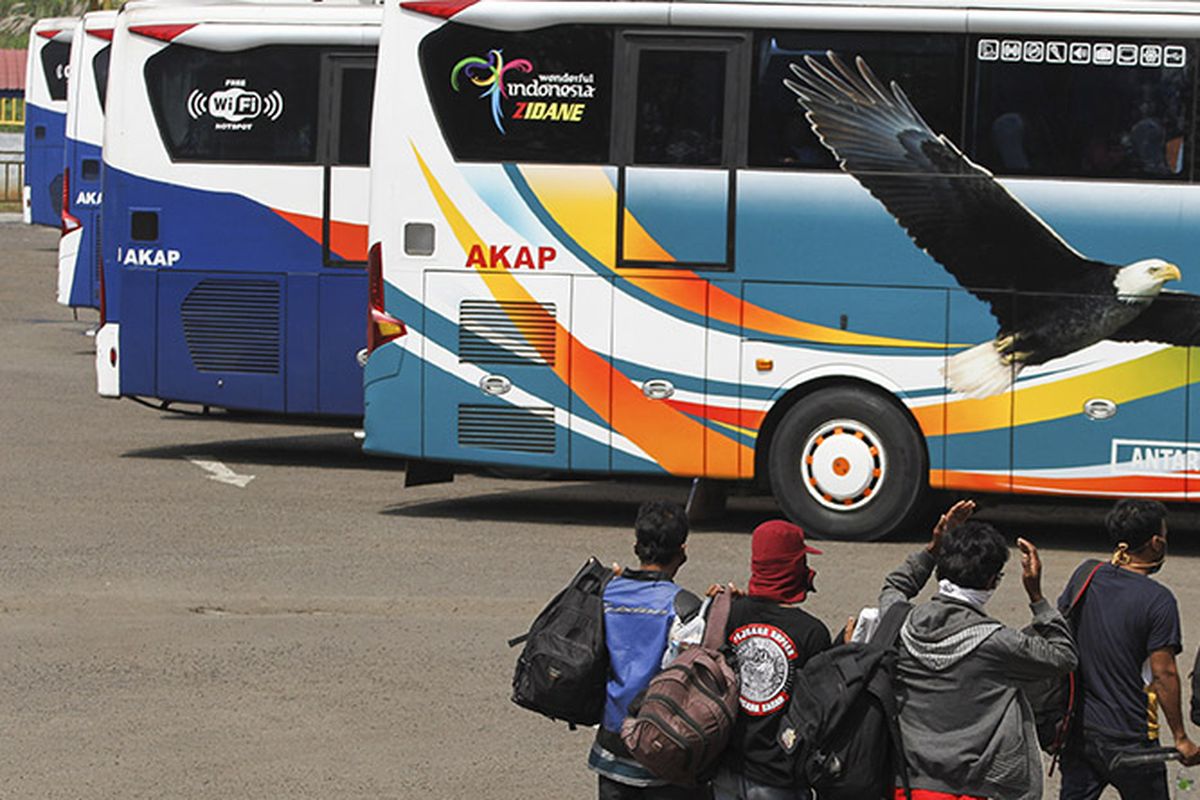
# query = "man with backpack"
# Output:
<box><xmin>879</xmin><ymin>502</ymin><xmax>1077</xmax><ymax>800</ymax></box>
<box><xmin>587</xmin><ymin>500</ymin><xmax>701</xmax><ymax>800</ymax></box>
<box><xmin>1058</xmin><ymin>499</ymin><xmax>1200</xmax><ymax>800</ymax></box>
<box><xmin>710</xmin><ymin>520</ymin><xmax>832</xmax><ymax>800</ymax></box>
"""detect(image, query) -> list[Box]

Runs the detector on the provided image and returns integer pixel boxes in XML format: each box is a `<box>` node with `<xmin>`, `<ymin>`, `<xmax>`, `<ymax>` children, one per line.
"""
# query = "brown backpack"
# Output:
<box><xmin>620</xmin><ymin>591</ymin><xmax>739</xmax><ymax>786</ymax></box>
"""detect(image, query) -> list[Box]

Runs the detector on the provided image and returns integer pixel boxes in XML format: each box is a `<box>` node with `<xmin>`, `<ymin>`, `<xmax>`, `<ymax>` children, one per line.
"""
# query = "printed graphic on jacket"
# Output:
<box><xmin>729</xmin><ymin>623</ymin><xmax>798</xmax><ymax>715</ymax></box>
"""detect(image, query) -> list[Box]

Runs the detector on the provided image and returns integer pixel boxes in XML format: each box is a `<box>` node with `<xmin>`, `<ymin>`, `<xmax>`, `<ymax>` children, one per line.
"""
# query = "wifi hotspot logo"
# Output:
<box><xmin>451</xmin><ymin>49</ymin><xmax>533</xmax><ymax>134</ymax></box>
<box><xmin>187</xmin><ymin>84</ymin><xmax>284</xmax><ymax>124</ymax></box>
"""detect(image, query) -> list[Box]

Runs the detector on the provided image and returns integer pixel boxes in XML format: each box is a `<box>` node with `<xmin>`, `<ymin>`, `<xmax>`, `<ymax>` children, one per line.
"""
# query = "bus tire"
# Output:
<box><xmin>767</xmin><ymin>386</ymin><xmax>927</xmax><ymax>542</ymax></box>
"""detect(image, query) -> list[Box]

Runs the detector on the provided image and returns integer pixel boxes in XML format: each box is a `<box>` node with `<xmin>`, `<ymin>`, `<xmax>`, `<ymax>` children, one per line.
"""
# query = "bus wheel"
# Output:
<box><xmin>767</xmin><ymin>386</ymin><xmax>927</xmax><ymax>542</ymax></box>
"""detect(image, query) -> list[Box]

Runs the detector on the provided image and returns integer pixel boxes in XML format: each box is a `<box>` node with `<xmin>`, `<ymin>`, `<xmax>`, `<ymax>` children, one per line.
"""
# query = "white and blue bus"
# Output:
<box><xmin>365</xmin><ymin>0</ymin><xmax>1200</xmax><ymax>539</ymax></box>
<box><xmin>95</xmin><ymin>1</ymin><xmax>380</xmax><ymax>417</ymax></box>
<box><xmin>58</xmin><ymin>10</ymin><xmax>117</xmax><ymax>310</ymax></box>
<box><xmin>23</xmin><ymin>17</ymin><xmax>75</xmax><ymax>227</ymax></box>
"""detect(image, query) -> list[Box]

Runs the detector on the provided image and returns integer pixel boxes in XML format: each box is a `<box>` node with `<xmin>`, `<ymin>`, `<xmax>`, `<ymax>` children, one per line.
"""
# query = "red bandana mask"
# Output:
<box><xmin>748</xmin><ymin>520</ymin><xmax>822</xmax><ymax>604</ymax></box>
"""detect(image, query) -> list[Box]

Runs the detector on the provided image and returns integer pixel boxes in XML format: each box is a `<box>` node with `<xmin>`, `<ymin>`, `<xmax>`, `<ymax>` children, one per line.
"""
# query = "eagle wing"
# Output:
<box><xmin>786</xmin><ymin>54</ymin><xmax>1102</xmax><ymax>320</ymax></box>
<box><xmin>1109</xmin><ymin>290</ymin><xmax>1200</xmax><ymax>346</ymax></box>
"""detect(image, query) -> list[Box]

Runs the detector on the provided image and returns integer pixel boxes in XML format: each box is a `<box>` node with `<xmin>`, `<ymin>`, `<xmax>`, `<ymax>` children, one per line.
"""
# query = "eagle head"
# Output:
<box><xmin>1113</xmin><ymin>259</ymin><xmax>1182</xmax><ymax>303</ymax></box>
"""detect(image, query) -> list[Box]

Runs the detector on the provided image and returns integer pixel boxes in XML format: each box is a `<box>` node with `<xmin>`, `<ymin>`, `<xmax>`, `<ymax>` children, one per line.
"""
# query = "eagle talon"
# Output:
<box><xmin>1002</xmin><ymin>351</ymin><xmax>1032</xmax><ymax>366</ymax></box>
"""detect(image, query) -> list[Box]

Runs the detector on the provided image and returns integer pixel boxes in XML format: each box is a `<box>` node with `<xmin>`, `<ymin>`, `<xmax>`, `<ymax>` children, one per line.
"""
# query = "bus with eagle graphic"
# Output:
<box><xmin>365</xmin><ymin>0</ymin><xmax>1200</xmax><ymax>539</ymax></box>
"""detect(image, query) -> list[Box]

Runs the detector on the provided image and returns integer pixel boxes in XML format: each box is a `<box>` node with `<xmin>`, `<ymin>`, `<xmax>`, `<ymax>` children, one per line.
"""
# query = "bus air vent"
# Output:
<box><xmin>180</xmin><ymin>279</ymin><xmax>281</xmax><ymax>374</ymax></box>
<box><xmin>459</xmin><ymin>300</ymin><xmax>556</xmax><ymax>366</ymax></box>
<box><xmin>457</xmin><ymin>405</ymin><xmax>556</xmax><ymax>454</ymax></box>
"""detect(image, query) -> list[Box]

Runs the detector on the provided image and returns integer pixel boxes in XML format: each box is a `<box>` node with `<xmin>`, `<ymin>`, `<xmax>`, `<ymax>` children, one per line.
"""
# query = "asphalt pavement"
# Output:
<box><xmin>2</xmin><ymin>222</ymin><xmax>1194</xmax><ymax>798</ymax></box>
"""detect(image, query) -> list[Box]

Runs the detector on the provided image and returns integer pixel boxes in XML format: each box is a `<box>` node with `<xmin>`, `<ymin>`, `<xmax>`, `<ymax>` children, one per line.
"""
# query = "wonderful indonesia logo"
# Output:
<box><xmin>451</xmin><ymin>49</ymin><xmax>597</xmax><ymax>134</ymax></box>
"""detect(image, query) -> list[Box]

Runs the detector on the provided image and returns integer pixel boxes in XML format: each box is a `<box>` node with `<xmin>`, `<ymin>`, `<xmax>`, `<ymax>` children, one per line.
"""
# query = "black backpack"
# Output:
<box><xmin>776</xmin><ymin>601</ymin><xmax>912</xmax><ymax>800</ymax></box>
<box><xmin>509</xmin><ymin>558</ymin><xmax>614</xmax><ymax>727</ymax></box>
<box><xmin>1024</xmin><ymin>559</ymin><xmax>1103</xmax><ymax>764</ymax></box>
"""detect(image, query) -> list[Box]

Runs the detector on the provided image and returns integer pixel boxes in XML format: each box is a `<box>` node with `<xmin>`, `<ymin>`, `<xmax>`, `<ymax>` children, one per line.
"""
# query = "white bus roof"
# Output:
<box><xmin>437</xmin><ymin>0</ymin><xmax>1200</xmax><ymax>36</ymax></box>
<box><xmin>31</xmin><ymin>17</ymin><xmax>79</xmax><ymax>39</ymax></box>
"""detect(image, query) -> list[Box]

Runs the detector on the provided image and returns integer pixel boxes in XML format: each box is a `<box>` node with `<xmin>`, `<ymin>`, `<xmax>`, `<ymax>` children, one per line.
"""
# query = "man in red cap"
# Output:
<box><xmin>710</xmin><ymin>520</ymin><xmax>832</xmax><ymax>800</ymax></box>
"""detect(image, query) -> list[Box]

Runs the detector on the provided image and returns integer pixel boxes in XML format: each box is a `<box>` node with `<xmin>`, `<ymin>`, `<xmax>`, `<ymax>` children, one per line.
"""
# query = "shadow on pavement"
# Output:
<box><xmin>123</xmin><ymin>431</ymin><xmax>400</xmax><ymax>471</ymax></box>
<box><xmin>385</xmin><ymin>483</ymin><xmax>1200</xmax><ymax>552</ymax></box>
<box><xmin>381</xmin><ymin>479</ymin><xmax>783</xmax><ymax>534</ymax></box>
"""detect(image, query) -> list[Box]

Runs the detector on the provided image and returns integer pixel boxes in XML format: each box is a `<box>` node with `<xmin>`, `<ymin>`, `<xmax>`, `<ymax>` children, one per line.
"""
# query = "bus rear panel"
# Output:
<box><xmin>24</xmin><ymin>18</ymin><xmax>74</xmax><ymax>228</ymax></box>
<box><xmin>58</xmin><ymin>11</ymin><xmax>115</xmax><ymax>310</ymax></box>
<box><xmin>97</xmin><ymin>4</ymin><xmax>378</xmax><ymax>417</ymax></box>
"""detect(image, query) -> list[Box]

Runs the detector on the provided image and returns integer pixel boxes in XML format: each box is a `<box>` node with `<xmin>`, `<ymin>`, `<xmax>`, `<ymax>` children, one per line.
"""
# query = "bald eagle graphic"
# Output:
<box><xmin>785</xmin><ymin>53</ymin><xmax>1199</xmax><ymax>398</ymax></box>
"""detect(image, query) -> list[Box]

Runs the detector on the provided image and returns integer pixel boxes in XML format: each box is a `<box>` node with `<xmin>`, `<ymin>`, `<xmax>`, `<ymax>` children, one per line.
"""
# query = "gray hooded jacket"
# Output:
<box><xmin>880</xmin><ymin>550</ymin><xmax>1077</xmax><ymax>800</ymax></box>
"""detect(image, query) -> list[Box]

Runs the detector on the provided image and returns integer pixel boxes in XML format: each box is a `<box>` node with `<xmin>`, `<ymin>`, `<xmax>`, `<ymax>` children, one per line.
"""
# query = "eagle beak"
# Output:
<box><xmin>1160</xmin><ymin>263</ymin><xmax>1183</xmax><ymax>282</ymax></box>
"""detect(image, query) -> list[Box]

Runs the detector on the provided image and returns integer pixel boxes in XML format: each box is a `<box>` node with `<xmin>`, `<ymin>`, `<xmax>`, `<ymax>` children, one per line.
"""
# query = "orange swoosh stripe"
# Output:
<box><xmin>413</xmin><ymin>144</ymin><xmax>753</xmax><ymax>477</ymax></box>
<box><xmin>517</xmin><ymin>165</ymin><xmax>949</xmax><ymax>349</ymax></box>
<box><xmin>273</xmin><ymin>208</ymin><xmax>368</xmax><ymax>262</ymax></box>
<box><xmin>932</xmin><ymin>468</ymin><xmax>1188</xmax><ymax>495</ymax></box>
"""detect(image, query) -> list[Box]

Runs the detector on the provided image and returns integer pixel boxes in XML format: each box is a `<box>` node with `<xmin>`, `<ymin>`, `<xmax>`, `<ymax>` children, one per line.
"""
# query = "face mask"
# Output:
<box><xmin>938</xmin><ymin>578</ymin><xmax>996</xmax><ymax>609</ymax></box>
<box><xmin>1112</xmin><ymin>539</ymin><xmax>1166</xmax><ymax>574</ymax></box>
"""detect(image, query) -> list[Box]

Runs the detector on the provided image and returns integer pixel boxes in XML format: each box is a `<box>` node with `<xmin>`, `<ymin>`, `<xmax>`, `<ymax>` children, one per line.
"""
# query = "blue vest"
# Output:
<box><xmin>601</xmin><ymin>572</ymin><xmax>682</xmax><ymax>733</ymax></box>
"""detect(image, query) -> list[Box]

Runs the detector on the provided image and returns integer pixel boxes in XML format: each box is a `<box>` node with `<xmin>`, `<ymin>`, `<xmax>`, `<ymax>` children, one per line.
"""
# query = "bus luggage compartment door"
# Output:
<box><xmin>1011</xmin><ymin>291</ymin><xmax>1189</xmax><ymax>501</ymax></box>
<box><xmin>422</xmin><ymin>272</ymin><xmax>571</xmax><ymax>469</ymax></box>
<box><xmin>156</xmin><ymin>271</ymin><xmax>286</xmax><ymax>412</ymax></box>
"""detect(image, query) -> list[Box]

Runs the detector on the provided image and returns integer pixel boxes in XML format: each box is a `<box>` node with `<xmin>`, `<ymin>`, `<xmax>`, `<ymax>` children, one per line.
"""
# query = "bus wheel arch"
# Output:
<box><xmin>758</xmin><ymin>378</ymin><xmax>930</xmax><ymax>542</ymax></box>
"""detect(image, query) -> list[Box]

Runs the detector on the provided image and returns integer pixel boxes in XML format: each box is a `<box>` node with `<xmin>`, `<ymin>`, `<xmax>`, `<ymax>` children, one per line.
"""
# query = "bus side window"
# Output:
<box><xmin>967</xmin><ymin>37</ymin><xmax>1194</xmax><ymax>181</ymax></box>
<box><xmin>748</xmin><ymin>31</ymin><xmax>965</xmax><ymax>170</ymax></box>
<box><xmin>336</xmin><ymin>66</ymin><xmax>375</xmax><ymax>167</ymax></box>
<box><xmin>633</xmin><ymin>49</ymin><xmax>726</xmax><ymax>166</ymax></box>
<box><xmin>417</xmin><ymin>24</ymin><xmax>613</xmax><ymax>164</ymax></box>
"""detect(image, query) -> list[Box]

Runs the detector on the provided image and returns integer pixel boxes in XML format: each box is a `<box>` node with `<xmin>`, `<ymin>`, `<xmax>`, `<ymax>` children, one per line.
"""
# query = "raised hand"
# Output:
<box><xmin>1017</xmin><ymin>537</ymin><xmax>1043</xmax><ymax>603</ymax></box>
<box><xmin>928</xmin><ymin>499</ymin><xmax>976</xmax><ymax>554</ymax></box>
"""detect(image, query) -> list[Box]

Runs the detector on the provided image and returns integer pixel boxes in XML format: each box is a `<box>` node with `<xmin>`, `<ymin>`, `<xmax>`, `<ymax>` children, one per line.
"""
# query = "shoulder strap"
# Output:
<box><xmin>1066</xmin><ymin>560</ymin><xmax>1104</xmax><ymax>617</ymax></box>
<box><xmin>701</xmin><ymin>591</ymin><xmax>733</xmax><ymax>650</ymax></box>
<box><xmin>871</xmin><ymin>600</ymin><xmax>913</xmax><ymax>650</ymax></box>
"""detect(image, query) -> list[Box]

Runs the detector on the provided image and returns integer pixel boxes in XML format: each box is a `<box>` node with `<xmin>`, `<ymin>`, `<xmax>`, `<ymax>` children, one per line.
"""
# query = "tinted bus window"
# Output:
<box><xmin>41</xmin><ymin>39</ymin><xmax>70</xmax><ymax>101</ymax></box>
<box><xmin>634</xmin><ymin>49</ymin><xmax>725</xmax><ymax>166</ymax></box>
<box><xmin>145</xmin><ymin>45</ymin><xmax>322</xmax><ymax>163</ymax></box>
<box><xmin>337</xmin><ymin>66</ymin><xmax>375</xmax><ymax>166</ymax></box>
<box><xmin>969</xmin><ymin>37</ymin><xmax>1193</xmax><ymax>180</ymax></box>
<box><xmin>419</xmin><ymin>23</ymin><xmax>612</xmax><ymax>163</ymax></box>
<box><xmin>93</xmin><ymin>44</ymin><xmax>111</xmax><ymax>111</ymax></box>
<box><xmin>750</xmin><ymin>32</ymin><xmax>965</xmax><ymax>169</ymax></box>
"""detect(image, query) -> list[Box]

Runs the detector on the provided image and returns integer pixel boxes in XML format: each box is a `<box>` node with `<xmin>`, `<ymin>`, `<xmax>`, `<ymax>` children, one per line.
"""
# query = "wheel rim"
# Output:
<box><xmin>800</xmin><ymin>418</ymin><xmax>886</xmax><ymax>511</ymax></box>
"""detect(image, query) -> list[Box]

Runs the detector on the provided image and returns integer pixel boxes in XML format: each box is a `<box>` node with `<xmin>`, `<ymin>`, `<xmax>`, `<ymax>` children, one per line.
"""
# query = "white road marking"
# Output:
<box><xmin>185</xmin><ymin>456</ymin><xmax>255</xmax><ymax>488</ymax></box>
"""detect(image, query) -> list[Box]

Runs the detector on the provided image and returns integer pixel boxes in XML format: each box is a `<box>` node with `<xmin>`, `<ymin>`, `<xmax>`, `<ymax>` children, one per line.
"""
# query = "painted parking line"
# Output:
<box><xmin>185</xmin><ymin>456</ymin><xmax>255</xmax><ymax>488</ymax></box>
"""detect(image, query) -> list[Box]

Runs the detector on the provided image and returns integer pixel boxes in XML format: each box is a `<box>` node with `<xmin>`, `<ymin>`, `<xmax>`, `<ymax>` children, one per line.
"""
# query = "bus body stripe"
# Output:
<box><xmin>411</xmin><ymin>143</ymin><xmax>755</xmax><ymax>476</ymax></box>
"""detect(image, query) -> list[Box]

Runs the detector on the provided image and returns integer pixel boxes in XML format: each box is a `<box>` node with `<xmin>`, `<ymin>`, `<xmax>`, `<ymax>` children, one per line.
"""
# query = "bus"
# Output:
<box><xmin>58</xmin><ymin>10</ymin><xmax>117</xmax><ymax>310</ymax></box>
<box><xmin>364</xmin><ymin>0</ymin><xmax>1200</xmax><ymax>540</ymax></box>
<box><xmin>95</xmin><ymin>1</ymin><xmax>380</xmax><ymax>417</ymax></box>
<box><xmin>24</xmin><ymin>17</ymin><xmax>75</xmax><ymax>227</ymax></box>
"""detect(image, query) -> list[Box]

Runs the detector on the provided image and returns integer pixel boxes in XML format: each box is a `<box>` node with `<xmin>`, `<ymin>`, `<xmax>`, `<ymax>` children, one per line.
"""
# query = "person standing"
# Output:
<box><xmin>880</xmin><ymin>501</ymin><xmax>1077</xmax><ymax>800</ymax></box>
<box><xmin>1058</xmin><ymin>499</ymin><xmax>1200</xmax><ymax>800</ymax></box>
<box><xmin>587</xmin><ymin>500</ymin><xmax>701</xmax><ymax>800</ymax></box>
<box><xmin>710</xmin><ymin>520</ymin><xmax>832</xmax><ymax>800</ymax></box>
